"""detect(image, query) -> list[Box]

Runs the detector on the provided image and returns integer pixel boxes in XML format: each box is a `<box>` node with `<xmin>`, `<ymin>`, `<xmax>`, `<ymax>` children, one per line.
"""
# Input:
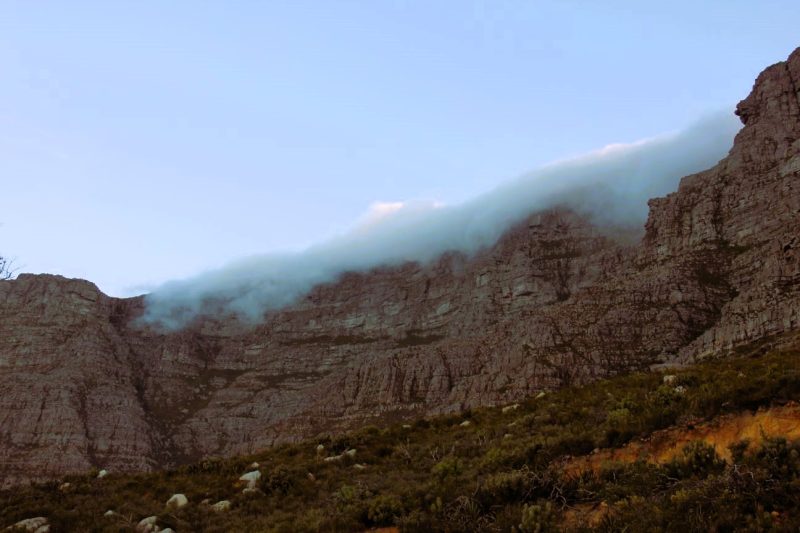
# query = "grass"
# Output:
<box><xmin>2</xmin><ymin>339</ymin><xmax>800</xmax><ymax>532</ymax></box>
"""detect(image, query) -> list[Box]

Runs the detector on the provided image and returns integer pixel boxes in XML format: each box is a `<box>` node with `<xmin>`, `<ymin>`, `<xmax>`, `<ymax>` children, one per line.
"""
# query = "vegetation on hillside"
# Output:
<box><xmin>3</xmin><ymin>339</ymin><xmax>800</xmax><ymax>532</ymax></box>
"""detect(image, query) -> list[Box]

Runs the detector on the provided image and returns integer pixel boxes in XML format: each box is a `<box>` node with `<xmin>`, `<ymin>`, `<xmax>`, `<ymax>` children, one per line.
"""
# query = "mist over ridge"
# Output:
<box><xmin>143</xmin><ymin>112</ymin><xmax>742</xmax><ymax>328</ymax></box>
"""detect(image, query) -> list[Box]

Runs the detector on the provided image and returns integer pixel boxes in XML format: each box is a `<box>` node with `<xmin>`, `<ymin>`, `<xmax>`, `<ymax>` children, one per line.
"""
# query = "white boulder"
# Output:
<box><xmin>96</xmin><ymin>469</ymin><xmax>108</xmax><ymax>479</ymax></box>
<box><xmin>135</xmin><ymin>516</ymin><xmax>159</xmax><ymax>533</ymax></box>
<box><xmin>7</xmin><ymin>517</ymin><xmax>49</xmax><ymax>532</ymax></box>
<box><xmin>210</xmin><ymin>500</ymin><xmax>231</xmax><ymax>512</ymax></box>
<box><xmin>166</xmin><ymin>493</ymin><xmax>188</xmax><ymax>510</ymax></box>
<box><xmin>239</xmin><ymin>470</ymin><xmax>262</xmax><ymax>489</ymax></box>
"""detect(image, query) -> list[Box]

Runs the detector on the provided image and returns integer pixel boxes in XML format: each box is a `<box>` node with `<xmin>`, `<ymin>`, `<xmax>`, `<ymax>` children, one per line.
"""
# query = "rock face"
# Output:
<box><xmin>1</xmin><ymin>48</ymin><xmax>799</xmax><ymax>487</ymax></box>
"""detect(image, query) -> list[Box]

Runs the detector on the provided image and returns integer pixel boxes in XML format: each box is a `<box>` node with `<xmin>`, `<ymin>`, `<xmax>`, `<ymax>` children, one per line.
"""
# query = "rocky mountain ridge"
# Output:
<box><xmin>1</xmin><ymin>47</ymin><xmax>798</xmax><ymax>488</ymax></box>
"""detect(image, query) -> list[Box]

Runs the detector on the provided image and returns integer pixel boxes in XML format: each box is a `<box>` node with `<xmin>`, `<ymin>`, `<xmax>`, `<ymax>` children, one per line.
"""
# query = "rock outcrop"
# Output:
<box><xmin>1</xmin><ymin>48</ymin><xmax>798</xmax><ymax>487</ymax></box>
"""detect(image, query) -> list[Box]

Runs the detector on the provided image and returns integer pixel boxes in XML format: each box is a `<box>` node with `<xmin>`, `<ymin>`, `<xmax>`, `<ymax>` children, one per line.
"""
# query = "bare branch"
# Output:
<box><xmin>0</xmin><ymin>255</ymin><xmax>17</xmax><ymax>280</ymax></box>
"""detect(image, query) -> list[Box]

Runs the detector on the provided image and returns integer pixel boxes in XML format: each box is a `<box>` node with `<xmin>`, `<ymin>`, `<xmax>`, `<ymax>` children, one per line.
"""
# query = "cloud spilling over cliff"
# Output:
<box><xmin>142</xmin><ymin>112</ymin><xmax>741</xmax><ymax>328</ymax></box>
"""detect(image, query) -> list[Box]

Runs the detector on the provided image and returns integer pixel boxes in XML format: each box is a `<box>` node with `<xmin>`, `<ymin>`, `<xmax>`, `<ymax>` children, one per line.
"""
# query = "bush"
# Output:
<box><xmin>728</xmin><ymin>439</ymin><xmax>751</xmax><ymax>463</ymax></box>
<box><xmin>476</xmin><ymin>468</ymin><xmax>534</xmax><ymax>505</ymax></box>
<box><xmin>432</xmin><ymin>457</ymin><xmax>463</xmax><ymax>482</ymax></box>
<box><xmin>366</xmin><ymin>494</ymin><xmax>404</xmax><ymax>526</ymax></box>
<box><xmin>518</xmin><ymin>501</ymin><xmax>556</xmax><ymax>533</ymax></box>
<box><xmin>260</xmin><ymin>466</ymin><xmax>294</xmax><ymax>495</ymax></box>
<box><xmin>666</xmin><ymin>441</ymin><xmax>725</xmax><ymax>479</ymax></box>
<box><xmin>747</xmin><ymin>436</ymin><xmax>800</xmax><ymax>479</ymax></box>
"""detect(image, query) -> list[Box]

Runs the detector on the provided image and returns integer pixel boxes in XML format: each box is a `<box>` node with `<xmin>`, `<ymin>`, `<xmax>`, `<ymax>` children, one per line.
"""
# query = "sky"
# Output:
<box><xmin>1</xmin><ymin>1</ymin><xmax>799</xmax><ymax>298</ymax></box>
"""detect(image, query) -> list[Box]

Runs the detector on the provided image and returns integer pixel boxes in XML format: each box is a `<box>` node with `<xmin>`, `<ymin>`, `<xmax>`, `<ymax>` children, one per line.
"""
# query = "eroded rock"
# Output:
<box><xmin>0</xmin><ymin>47</ymin><xmax>798</xmax><ymax>488</ymax></box>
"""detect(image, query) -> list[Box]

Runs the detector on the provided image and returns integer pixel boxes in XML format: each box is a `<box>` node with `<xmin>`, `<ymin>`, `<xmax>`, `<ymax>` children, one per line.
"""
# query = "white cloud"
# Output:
<box><xmin>142</xmin><ymin>112</ymin><xmax>742</xmax><ymax>328</ymax></box>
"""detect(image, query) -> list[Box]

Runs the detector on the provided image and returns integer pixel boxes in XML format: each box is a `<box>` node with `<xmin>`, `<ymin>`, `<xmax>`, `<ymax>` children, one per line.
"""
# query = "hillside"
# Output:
<box><xmin>3</xmin><ymin>333</ymin><xmax>800</xmax><ymax>532</ymax></box>
<box><xmin>0</xmin><ymin>46</ymin><xmax>798</xmax><ymax>492</ymax></box>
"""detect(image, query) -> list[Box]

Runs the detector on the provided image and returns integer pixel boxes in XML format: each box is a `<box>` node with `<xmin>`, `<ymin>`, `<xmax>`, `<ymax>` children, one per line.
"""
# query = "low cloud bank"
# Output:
<box><xmin>143</xmin><ymin>113</ymin><xmax>741</xmax><ymax>328</ymax></box>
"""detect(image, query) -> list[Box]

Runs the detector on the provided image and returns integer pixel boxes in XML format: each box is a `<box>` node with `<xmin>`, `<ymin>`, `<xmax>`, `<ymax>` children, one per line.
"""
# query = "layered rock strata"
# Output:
<box><xmin>1</xmin><ymin>48</ymin><xmax>798</xmax><ymax>487</ymax></box>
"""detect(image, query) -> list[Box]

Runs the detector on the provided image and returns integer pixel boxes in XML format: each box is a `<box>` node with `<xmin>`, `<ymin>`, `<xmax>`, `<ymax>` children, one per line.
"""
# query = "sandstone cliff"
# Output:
<box><xmin>1</xmin><ymin>48</ymin><xmax>798</xmax><ymax>488</ymax></box>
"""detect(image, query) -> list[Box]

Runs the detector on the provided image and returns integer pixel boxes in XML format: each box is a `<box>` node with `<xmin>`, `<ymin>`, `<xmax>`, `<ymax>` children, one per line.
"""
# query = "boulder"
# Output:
<box><xmin>210</xmin><ymin>500</ymin><xmax>231</xmax><ymax>512</ymax></box>
<box><xmin>96</xmin><ymin>469</ymin><xmax>108</xmax><ymax>479</ymax></box>
<box><xmin>238</xmin><ymin>470</ymin><xmax>262</xmax><ymax>489</ymax></box>
<box><xmin>135</xmin><ymin>516</ymin><xmax>158</xmax><ymax>533</ymax></box>
<box><xmin>166</xmin><ymin>493</ymin><xmax>188</xmax><ymax>510</ymax></box>
<box><xmin>6</xmin><ymin>517</ymin><xmax>49</xmax><ymax>532</ymax></box>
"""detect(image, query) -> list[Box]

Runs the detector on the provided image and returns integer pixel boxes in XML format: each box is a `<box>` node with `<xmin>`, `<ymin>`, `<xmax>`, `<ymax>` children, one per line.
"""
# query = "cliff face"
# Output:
<box><xmin>1</xmin><ymin>48</ymin><xmax>798</xmax><ymax>488</ymax></box>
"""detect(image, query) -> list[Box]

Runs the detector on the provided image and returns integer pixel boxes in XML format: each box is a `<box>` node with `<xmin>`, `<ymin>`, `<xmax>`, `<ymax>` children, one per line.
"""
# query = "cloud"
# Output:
<box><xmin>359</xmin><ymin>201</ymin><xmax>408</xmax><ymax>227</ymax></box>
<box><xmin>142</xmin><ymin>112</ymin><xmax>742</xmax><ymax>328</ymax></box>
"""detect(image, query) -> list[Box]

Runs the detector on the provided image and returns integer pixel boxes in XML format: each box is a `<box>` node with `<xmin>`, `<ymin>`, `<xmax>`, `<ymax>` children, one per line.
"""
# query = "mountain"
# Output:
<box><xmin>3</xmin><ymin>335</ymin><xmax>800</xmax><ymax>531</ymax></box>
<box><xmin>1</xmin><ymin>47</ymin><xmax>798</xmax><ymax>489</ymax></box>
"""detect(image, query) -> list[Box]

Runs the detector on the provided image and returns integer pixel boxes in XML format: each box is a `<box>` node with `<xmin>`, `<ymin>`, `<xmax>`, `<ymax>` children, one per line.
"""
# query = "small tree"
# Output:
<box><xmin>0</xmin><ymin>254</ymin><xmax>15</xmax><ymax>280</ymax></box>
<box><xmin>0</xmin><ymin>221</ymin><xmax>16</xmax><ymax>280</ymax></box>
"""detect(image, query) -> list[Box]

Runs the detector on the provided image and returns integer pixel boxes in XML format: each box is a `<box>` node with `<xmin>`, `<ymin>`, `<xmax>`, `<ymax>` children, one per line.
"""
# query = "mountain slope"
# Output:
<box><xmin>0</xmin><ymin>47</ymin><xmax>798</xmax><ymax>488</ymax></box>
<box><xmin>2</xmin><ymin>334</ymin><xmax>800</xmax><ymax>532</ymax></box>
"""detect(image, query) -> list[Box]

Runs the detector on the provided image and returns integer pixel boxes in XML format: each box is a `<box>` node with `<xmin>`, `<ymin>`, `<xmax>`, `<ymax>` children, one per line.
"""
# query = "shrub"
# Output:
<box><xmin>747</xmin><ymin>436</ymin><xmax>800</xmax><ymax>479</ymax></box>
<box><xmin>728</xmin><ymin>439</ymin><xmax>750</xmax><ymax>464</ymax></box>
<box><xmin>518</xmin><ymin>500</ymin><xmax>556</xmax><ymax>533</ymax></box>
<box><xmin>366</xmin><ymin>494</ymin><xmax>404</xmax><ymax>526</ymax></box>
<box><xmin>432</xmin><ymin>457</ymin><xmax>463</xmax><ymax>482</ymax></box>
<box><xmin>260</xmin><ymin>466</ymin><xmax>294</xmax><ymax>495</ymax></box>
<box><xmin>476</xmin><ymin>468</ymin><xmax>534</xmax><ymax>505</ymax></box>
<box><xmin>666</xmin><ymin>441</ymin><xmax>725</xmax><ymax>479</ymax></box>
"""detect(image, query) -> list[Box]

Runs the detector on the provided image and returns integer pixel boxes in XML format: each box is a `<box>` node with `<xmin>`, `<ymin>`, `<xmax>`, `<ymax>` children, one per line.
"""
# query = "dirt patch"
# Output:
<box><xmin>566</xmin><ymin>402</ymin><xmax>800</xmax><ymax>474</ymax></box>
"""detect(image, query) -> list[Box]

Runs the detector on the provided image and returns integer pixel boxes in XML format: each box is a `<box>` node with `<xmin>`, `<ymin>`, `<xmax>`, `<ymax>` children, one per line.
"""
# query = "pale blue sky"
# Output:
<box><xmin>1</xmin><ymin>1</ymin><xmax>798</xmax><ymax>296</ymax></box>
